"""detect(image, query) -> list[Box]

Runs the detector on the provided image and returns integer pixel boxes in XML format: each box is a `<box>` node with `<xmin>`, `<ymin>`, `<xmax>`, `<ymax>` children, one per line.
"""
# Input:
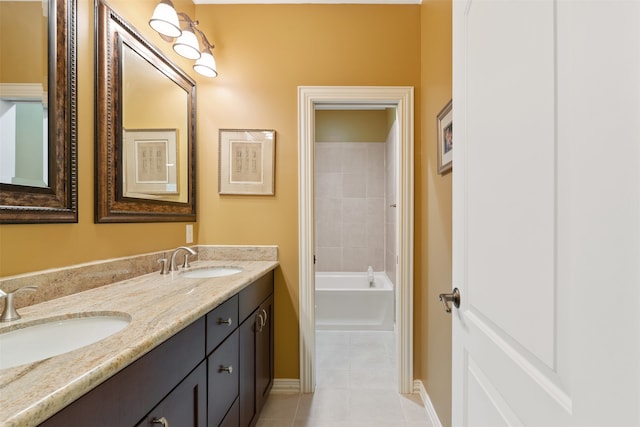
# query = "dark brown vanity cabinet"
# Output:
<box><xmin>38</xmin><ymin>271</ymin><xmax>274</xmax><ymax>427</ymax></box>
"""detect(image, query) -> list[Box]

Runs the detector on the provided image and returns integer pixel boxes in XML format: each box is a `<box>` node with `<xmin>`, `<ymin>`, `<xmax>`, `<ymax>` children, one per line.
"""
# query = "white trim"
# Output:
<box><xmin>414</xmin><ymin>380</ymin><xmax>444</xmax><ymax>427</ymax></box>
<box><xmin>297</xmin><ymin>86</ymin><xmax>414</xmax><ymax>394</ymax></box>
<box><xmin>270</xmin><ymin>379</ymin><xmax>301</xmax><ymax>394</ymax></box>
<box><xmin>0</xmin><ymin>83</ymin><xmax>47</xmax><ymax>107</ymax></box>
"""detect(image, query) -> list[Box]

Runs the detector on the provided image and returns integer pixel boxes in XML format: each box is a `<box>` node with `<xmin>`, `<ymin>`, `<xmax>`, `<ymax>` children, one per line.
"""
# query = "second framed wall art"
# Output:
<box><xmin>437</xmin><ymin>100</ymin><xmax>453</xmax><ymax>175</ymax></box>
<box><xmin>218</xmin><ymin>129</ymin><xmax>276</xmax><ymax>195</ymax></box>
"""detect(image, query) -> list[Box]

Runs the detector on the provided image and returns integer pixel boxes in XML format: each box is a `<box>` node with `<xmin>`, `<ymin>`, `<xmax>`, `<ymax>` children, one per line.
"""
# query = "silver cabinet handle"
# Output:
<box><xmin>438</xmin><ymin>288</ymin><xmax>460</xmax><ymax>313</ymax></box>
<box><xmin>261</xmin><ymin>308</ymin><xmax>268</xmax><ymax>326</ymax></box>
<box><xmin>256</xmin><ymin>312</ymin><xmax>265</xmax><ymax>332</ymax></box>
<box><xmin>219</xmin><ymin>365</ymin><xmax>233</xmax><ymax>374</ymax></box>
<box><xmin>217</xmin><ymin>317</ymin><xmax>233</xmax><ymax>326</ymax></box>
<box><xmin>152</xmin><ymin>417</ymin><xmax>169</xmax><ymax>427</ymax></box>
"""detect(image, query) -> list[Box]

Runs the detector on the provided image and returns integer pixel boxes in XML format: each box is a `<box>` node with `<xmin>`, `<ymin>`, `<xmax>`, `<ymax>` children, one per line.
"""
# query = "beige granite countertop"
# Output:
<box><xmin>0</xmin><ymin>259</ymin><xmax>279</xmax><ymax>427</ymax></box>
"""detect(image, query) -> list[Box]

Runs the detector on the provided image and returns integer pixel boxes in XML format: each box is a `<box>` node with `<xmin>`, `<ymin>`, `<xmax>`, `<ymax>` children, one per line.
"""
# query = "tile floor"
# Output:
<box><xmin>256</xmin><ymin>330</ymin><xmax>435</xmax><ymax>427</ymax></box>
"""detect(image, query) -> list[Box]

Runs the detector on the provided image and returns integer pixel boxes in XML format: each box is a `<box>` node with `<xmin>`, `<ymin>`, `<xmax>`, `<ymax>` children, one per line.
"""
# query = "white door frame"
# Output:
<box><xmin>298</xmin><ymin>86</ymin><xmax>415</xmax><ymax>393</ymax></box>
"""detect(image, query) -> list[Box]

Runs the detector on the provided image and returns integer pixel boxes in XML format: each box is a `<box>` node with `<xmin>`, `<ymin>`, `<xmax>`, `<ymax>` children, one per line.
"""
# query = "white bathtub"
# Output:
<box><xmin>315</xmin><ymin>272</ymin><xmax>395</xmax><ymax>331</ymax></box>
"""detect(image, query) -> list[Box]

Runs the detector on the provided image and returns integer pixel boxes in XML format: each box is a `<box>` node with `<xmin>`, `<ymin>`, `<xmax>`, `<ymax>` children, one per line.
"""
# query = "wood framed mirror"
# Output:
<box><xmin>0</xmin><ymin>0</ymin><xmax>78</xmax><ymax>223</ymax></box>
<box><xmin>95</xmin><ymin>0</ymin><xmax>196</xmax><ymax>223</ymax></box>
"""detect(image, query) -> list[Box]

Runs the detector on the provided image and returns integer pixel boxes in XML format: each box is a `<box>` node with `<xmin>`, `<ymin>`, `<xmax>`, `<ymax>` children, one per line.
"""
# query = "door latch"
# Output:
<box><xmin>439</xmin><ymin>288</ymin><xmax>460</xmax><ymax>313</ymax></box>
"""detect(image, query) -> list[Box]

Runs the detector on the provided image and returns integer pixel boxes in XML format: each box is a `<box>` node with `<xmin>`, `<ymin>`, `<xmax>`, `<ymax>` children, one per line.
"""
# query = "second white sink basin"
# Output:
<box><xmin>0</xmin><ymin>313</ymin><xmax>131</xmax><ymax>370</ymax></box>
<box><xmin>180</xmin><ymin>266</ymin><xmax>243</xmax><ymax>279</ymax></box>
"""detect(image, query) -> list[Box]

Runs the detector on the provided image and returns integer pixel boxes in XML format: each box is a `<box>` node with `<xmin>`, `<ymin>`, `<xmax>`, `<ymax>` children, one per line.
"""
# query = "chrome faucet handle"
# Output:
<box><xmin>181</xmin><ymin>253</ymin><xmax>193</xmax><ymax>269</ymax></box>
<box><xmin>0</xmin><ymin>285</ymin><xmax>38</xmax><ymax>322</ymax></box>
<box><xmin>158</xmin><ymin>258</ymin><xmax>170</xmax><ymax>275</ymax></box>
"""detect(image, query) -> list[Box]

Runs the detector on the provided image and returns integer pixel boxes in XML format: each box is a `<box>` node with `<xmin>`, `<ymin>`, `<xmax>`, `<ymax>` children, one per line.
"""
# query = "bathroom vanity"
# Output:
<box><xmin>0</xmin><ymin>254</ymin><xmax>277</xmax><ymax>427</ymax></box>
<box><xmin>39</xmin><ymin>272</ymin><xmax>273</xmax><ymax>427</ymax></box>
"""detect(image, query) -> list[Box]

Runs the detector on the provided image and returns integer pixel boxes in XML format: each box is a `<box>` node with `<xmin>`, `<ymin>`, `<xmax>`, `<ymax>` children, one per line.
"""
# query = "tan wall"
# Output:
<box><xmin>315</xmin><ymin>110</ymin><xmax>389</xmax><ymax>142</ymax></box>
<box><xmin>193</xmin><ymin>3</ymin><xmax>420</xmax><ymax>380</ymax></box>
<box><xmin>0</xmin><ymin>2</ymin><xmax>45</xmax><ymax>84</ymax></box>
<box><xmin>417</xmin><ymin>0</ymin><xmax>453</xmax><ymax>425</ymax></box>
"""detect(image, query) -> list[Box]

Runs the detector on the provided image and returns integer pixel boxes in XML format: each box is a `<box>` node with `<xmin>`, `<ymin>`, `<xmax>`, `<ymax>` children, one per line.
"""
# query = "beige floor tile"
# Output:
<box><xmin>349</xmin><ymin>366</ymin><xmax>396</xmax><ymax>391</ymax></box>
<box><xmin>295</xmin><ymin>389</ymin><xmax>351</xmax><ymax>421</ymax></box>
<box><xmin>316</xmin><ymin>368</ymin><xmax>350</xmax><ymax>389</ymax></box>
<box><xmin>259</xmin><ymin>330</ymin><xmax>434</xmax><ymax>426</ymax></box>
<box><xmin>400</xmin><ymin>393</ymin><xmax>433</xmax><ymax>424</ymax></box>
<box><xmin>316</xmin><ymin>330</ymin><xmax>350</xmax><ymax>346</ymax></box>
<box><xmin>259</xmin><ymin>393</ymin><xmax>300</xmax><ymax>421</ymax></box>
<box><xmin>256</xmin><ymin>419</ymin><xmax>293</xmax><ymax>427</ymax></box>
<box><xmin>292</xmin><ymin>419</ymin><xmax>344</xmax><ymax>427</ymax></box>
<box><xmin>347</xmin><ymin>390</ymin><xmax>405</xmax><ymax>422</ymax></box>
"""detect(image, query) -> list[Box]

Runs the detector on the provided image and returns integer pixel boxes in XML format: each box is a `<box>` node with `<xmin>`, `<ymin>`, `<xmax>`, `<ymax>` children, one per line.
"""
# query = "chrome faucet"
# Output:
<box><xmin>169</xmin><ymin>246</ymin><xmax>197</xmax><ymax>272</ymax></box>
<box><xmin>0</xmin><ymin>286</ymin><xmax>37</xmax><ymax>322</ymax></box>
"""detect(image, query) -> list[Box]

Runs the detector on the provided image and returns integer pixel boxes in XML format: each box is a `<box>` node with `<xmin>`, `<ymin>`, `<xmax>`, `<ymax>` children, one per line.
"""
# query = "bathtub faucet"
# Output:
<box><xmin>367</xmin><ymin>266</ymin><xmax>375</xmax><ymax>287</ymax></box>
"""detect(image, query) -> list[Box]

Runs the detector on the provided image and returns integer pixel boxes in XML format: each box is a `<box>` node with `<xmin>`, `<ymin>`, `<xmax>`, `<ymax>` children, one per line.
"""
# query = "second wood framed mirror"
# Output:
<box><xmin>95</xmin><ymin>0</ymin><xmax>196</xmax><ymax>223</ymax></box>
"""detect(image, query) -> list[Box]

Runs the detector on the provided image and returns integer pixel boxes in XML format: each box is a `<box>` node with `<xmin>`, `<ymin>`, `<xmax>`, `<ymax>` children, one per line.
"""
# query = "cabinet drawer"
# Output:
<box><xmin>208</xmin><ymin>329</ymin><xmax>240</xmax><ymax>427</ymax></box>
<box><xmin>239</xmin><ymin>271</ymin><xmax>274</xmax><ymax>322</ymax></box>
<box><xmin>135</xmin><ymin>361</ymin><xmax>206</xmax><ymax>427</ymax></box>
<box><xmin>206</xmin><ymin>294</ymin><xmax>238</xmax><ymax>354</ymax></box>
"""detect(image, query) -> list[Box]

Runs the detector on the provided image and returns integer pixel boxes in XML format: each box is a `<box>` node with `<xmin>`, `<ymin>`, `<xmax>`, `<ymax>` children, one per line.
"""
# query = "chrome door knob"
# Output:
<box><xmin>439</xmin><ymin>288</ymin><xmax>460</xmax><ymax>313</ymax></box>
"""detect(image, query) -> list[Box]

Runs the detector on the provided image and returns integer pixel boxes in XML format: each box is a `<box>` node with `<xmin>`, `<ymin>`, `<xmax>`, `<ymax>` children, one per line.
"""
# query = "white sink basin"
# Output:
<box><xmin>180</xmin><ymin>266</ymin><xmax>243</xmax><ymax>279</ymax></box>
<box><xmin>0</xmin><ymin>313</ymin><xmax>131</xmax><ymax>370</ymax></box>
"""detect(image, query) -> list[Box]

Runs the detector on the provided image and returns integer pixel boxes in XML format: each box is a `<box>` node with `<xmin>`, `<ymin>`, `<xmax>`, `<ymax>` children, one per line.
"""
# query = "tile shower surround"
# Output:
<box><xmin>315</xmin><ymin>142</ymin><xmax>396</xmax><ymax>274</ymax></box>
<box><xmin>0</xmin><ymin>246</ymin><xmax>278</xmax><ymax>313</ymax></box>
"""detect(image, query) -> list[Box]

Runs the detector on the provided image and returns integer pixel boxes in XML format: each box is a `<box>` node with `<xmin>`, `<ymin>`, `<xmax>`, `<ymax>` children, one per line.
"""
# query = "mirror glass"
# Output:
<box><xmin>96</xmin><ymin>0</ymin><xmax>196</xmax><ymax>222</ymax></box>
<box><xmin>122</xmin><ymin>44</ymin><xmax>189</xmax><ymax>203</ymax></box>
<box><xmin>0</xmin><ymin>1</ymin><xmax>48</xmax><ymax>188</ymax></box>
<box><xmin>0</xmin><ymin>0</ymin><xmax>77</xmax><ymax>223</ymax></box>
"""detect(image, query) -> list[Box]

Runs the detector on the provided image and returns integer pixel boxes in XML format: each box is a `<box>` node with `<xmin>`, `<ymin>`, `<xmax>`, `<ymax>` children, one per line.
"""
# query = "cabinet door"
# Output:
<box><xmin>239</xmin><ymin>310</ymin><xmax>257</xmax><ymax>427</ymax></box>
<box><xmin>255</xmin><ymin>295</ymin><xmax>274</xmax><ymax>414</ymax></box>
<box><xmin>136</xmin><ymin>362</ymin><xmax>206</xmax><ymax>427</ymax></box>
<box><xmin>239</xmin><ymin>295</ymin><xmax>274</xmax><ymax>427</ymax></box>
<box><xmin>219</xmin><ymin>398</ymin><xmax>240</xmax><ymax>427</ymax></box>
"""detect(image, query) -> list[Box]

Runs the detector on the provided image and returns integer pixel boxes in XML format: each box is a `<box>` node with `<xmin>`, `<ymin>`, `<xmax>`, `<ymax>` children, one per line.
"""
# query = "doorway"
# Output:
<box><xmin>298</xmin><ymin>86</ymin><xmax>414</xmax><ymax>393</ymax></box>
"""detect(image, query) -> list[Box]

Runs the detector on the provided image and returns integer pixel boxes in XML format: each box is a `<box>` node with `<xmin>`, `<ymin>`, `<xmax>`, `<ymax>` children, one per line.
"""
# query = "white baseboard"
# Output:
<box><xmin>414</xmin><ymin>380</ymin><xmax>443</xmax><ymax>427</ymax></box>
<box><xmin>271</xmin><ymin>378</ymin><xmax>301</xmax><ymax>394</ymax></box>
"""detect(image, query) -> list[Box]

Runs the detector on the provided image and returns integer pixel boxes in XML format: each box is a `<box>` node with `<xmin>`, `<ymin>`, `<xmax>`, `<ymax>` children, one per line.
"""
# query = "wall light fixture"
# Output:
<box><xmin>149</xmin><ymin>0</ymin><xmax>218</xmax><ymax>78</ymax></box>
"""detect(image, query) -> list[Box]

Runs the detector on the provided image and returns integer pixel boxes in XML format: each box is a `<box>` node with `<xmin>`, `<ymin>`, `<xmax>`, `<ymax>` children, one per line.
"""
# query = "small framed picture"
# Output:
<box><xmin>219</xmin><ymin>129</ymin><xmax>276</xmax><ymax>195</ymax></box>
<box><xmin>437</xmin><ymin>100</ymin><xmax>453</xmax><ymax>175</ymax></box>
<box><xmin>123</xmin><ymin>129</ymin><xmax>178</xmax><ymax>196</ymax></box>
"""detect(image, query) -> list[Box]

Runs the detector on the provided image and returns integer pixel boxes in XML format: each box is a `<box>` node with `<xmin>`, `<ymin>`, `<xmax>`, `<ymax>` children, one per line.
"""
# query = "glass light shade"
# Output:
<box><xmin>173</xmin><ymin>29</ymin><xmax>201</xmax><ymax>60</ymax></box>
<box><xmin>149</xmin><ymin>0</ymin><xmax>181</xmax><ymax>38</ymax></box>
<box><xmin>193</xmin><ymin>49</ymin><xmax>218</xmax><ymax>77</ymax></box>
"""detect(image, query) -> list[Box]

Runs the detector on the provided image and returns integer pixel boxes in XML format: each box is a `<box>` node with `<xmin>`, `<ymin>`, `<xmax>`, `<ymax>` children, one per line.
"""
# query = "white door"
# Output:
<box><xmin>451</xmin><ymin>0</ymin><xmax>640</xmax><ymax>426</ymax></box>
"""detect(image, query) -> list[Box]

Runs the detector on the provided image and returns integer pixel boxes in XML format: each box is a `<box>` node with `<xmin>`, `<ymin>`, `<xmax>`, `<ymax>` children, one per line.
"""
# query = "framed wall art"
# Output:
<box><xmin>437</xmin><ymin>99</ymin><xmax>453</xmax><ymax>175</ymax></box>
<box><xmin>219</xmin><ymin>129</ymin><xmax>276</xmax><ymax>195</ymax></box>
<box><xmin>123</xmin><ymin>129</ymin><xmax>178</xmax><ymax>197</ymax></box>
